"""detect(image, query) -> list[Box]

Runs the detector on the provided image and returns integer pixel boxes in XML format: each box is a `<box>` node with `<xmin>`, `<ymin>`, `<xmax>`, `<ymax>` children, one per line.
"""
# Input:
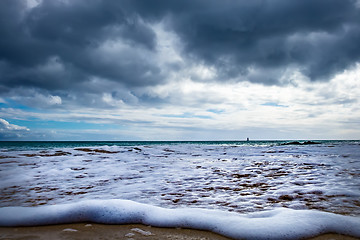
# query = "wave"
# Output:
<box><xmin>0</xmin><ymin>199</ymin><xmax>359</xmax><ymax>240</ymax></box>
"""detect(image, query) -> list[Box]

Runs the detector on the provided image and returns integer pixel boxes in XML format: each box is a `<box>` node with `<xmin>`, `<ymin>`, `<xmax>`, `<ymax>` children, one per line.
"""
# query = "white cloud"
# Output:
<box><xmin>0</xmin><ymin>118</ymin><xmax>30</xmax><ymax>140</ymax></box>
<box><xmin>102</xmin><ymin>93</ymin><xmax>125</xmax><ymax>107</ymax></box>
<box><xmin>12</xmin><ymin>92</ymin><xmax>62</xmax><ymax>108</ymax></box>
<box><xmin>355</xmin><ymin>0</ymin><xmax>360</xmax><ymax>8</ymax></box>
<box><xmin>48</xmin><ymin>95</ymin><xmax>62</xmax><ymax>105</ymax></box>
<box><xmin>25</xmin><ymin>0</ymin><xmax>42</xmax><ymax>9</ymax></box>
<box><xmin>0</xmin><ymin>119</ymin><xmax>29</xmax><ymax>131</ymax></box>
<box><xmin>1</xmin><ymin>63</ymin><xmax>359</xmax><ymax>140</ymax></box>
<box><xmin>152</xmin><ymin>22</ymin><xmax>184</xmax><ymax>66</ymax></box>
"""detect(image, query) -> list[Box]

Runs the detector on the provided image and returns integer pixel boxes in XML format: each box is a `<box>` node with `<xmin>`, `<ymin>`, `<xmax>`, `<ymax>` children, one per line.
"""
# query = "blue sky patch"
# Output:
<box><xmin>261</xmin><ymin>102</ymin><xmax>288</xmax><ymax>108</ymax></box>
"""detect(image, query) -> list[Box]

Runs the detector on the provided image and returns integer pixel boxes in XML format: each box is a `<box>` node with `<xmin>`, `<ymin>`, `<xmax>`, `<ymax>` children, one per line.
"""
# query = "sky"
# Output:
<box><xmin>0</xmin><ymin>0</ymin><xmax>360</xmax><ymax>141</ymax></box>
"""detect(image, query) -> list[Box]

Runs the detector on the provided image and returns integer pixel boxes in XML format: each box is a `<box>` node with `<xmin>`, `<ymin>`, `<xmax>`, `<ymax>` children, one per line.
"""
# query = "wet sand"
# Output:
<box><xmin>0</xmin><ymin>224</ymin><xmax>358</xmax><ymax>240</ymax></box>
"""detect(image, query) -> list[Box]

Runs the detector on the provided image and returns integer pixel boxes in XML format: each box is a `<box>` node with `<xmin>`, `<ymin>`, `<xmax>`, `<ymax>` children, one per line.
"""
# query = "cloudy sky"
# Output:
<box><xmin>1</xmin><ymin>0</ymin><xmax>360</xmax><ymax>141</ymax></box>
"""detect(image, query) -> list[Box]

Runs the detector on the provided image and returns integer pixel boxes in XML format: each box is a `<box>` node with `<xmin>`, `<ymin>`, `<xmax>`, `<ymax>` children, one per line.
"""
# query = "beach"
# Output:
<box><xmin>0</xmin><ymin>224</ymin><xmax>359</xmax><ymax>240</ymax></box>
<box><xmin>0</xmin><ymin>224</ymin><xmax>230</xmax><ymax>240</ymax></box>
<box><xmin>0</xmin><ymin>141</ymin><xmax>359</xmax><ymax>239</ymax></box>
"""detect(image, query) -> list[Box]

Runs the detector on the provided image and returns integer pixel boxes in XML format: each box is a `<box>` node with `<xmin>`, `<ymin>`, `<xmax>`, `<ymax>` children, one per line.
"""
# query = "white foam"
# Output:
<box><xmin>131</xmin><ymin>227</ymin><xmax>153</xmax><ymax>236</ymax></box>
<box><xmin>1</xmin><ymin>142</ymin><xmax>359</xmax><ymax>218</ymax></box>
<box><xmin>0</xmin><ymin>199</ymin><xmax>359</xmax><ymax>240</ymax></box>
<box><xmin>62</xmin><ymin>228</ymin><xmax>78</xmax><ymax>232</ymax></box>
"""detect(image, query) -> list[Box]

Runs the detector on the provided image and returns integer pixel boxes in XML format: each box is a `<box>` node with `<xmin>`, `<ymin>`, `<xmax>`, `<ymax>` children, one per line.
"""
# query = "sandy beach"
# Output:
<box><xmin>0</xmin><ymin>223</ymin><xmax>358</xmax><ymax>240</ymax></box>
<box><xmin>0</xmin><ymin>223</ymin><xmax>230</xmax><ymax>240</ymax></box>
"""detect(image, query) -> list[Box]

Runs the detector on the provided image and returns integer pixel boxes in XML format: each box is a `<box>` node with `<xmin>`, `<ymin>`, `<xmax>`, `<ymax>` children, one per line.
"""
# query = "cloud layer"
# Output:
<box><xmin>0</xmin><ymin>118</ymin><xmax>29</xmax><ymax>140</ymax></box>
<box><xmin>0</xmin><ymin>0</ymin><xmax>359</xmax><ymax>140</ymax></box>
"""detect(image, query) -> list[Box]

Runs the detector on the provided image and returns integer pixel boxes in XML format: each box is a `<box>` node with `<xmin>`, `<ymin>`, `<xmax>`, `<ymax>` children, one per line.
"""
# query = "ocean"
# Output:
<box><xmin>0</xmin><ymin>140</ymin><xmax>359</xmax><ymax>239</ymax></box>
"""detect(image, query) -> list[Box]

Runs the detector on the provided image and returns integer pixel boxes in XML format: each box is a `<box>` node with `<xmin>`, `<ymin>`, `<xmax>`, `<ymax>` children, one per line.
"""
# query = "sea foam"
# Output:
<box><xmin>0</xmin><ymin>199</ymin><xmax>359</xmax><ymax>240</ymax></box>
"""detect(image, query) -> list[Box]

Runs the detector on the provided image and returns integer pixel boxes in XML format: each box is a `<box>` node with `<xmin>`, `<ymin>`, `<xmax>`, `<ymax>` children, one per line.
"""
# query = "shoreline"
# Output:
<box><xmin>0</xmin><ymin>223</ymin><xmax>358</xmax><ymax>240</ymax></box>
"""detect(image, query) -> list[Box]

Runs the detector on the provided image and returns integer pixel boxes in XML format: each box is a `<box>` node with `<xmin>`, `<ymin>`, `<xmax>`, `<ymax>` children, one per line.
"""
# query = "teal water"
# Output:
<box><xmin>0</xmin><ymin>140</ymin><xmax>357</xmax><ymax>150</ymax></box>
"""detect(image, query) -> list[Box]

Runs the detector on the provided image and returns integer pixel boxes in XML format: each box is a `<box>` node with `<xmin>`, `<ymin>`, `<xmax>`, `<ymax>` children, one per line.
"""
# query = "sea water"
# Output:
<box><xmin>0</xmin><ymin>140</ymin><xmax>359</xmax><ymax>239</ymax></box>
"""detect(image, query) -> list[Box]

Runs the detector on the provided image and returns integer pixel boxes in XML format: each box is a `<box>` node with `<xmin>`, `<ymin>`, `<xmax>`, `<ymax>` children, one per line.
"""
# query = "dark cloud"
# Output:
<box><xmin>0</xmin><ymin>0</ymin><xmax>359</xmax><ymax>109</ymax></box>
<box><xmin>0</xmin><ymin>0</ymin><xmax>160</xmax><ymax>90</ymax></box>
<box><xmin>155</xmin><ymin>0</ymin><xmax>360</xmax><ymax>83</ymax></box>
<box><xmin>131</xmin><ymin>0</ymin><xmax>360</xmax><ymax>83</ymax></box>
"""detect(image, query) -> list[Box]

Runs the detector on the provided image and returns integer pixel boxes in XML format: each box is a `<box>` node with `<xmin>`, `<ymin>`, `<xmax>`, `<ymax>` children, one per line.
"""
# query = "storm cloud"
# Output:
<box><xmin>0</xmin><ymin>0</ymin><xmax>359</xmax><ymax>140</ymax></box>
<box><xmin>159</xmin><ymin>0</ymin><xmax>360</xmax><ymax>83</ymax></box>
<box><xmin>1</xmin><ymin>1</ymin><xmax>360</xmax><ymax>92</ymax></box>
